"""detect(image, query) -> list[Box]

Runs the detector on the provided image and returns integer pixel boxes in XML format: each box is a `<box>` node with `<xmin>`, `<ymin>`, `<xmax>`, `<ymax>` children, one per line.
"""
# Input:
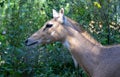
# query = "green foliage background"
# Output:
<box><xmin>0</xmin><ymin>0</ymin><xmax>120</xmax><ymax>77</ymax></box>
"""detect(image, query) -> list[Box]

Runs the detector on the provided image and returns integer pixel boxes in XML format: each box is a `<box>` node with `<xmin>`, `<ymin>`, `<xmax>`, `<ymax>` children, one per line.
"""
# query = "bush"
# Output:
<box><xmin>0</xmin><ymin>0</ymin><xmax>119</xmax><ymax>77</ymax></box>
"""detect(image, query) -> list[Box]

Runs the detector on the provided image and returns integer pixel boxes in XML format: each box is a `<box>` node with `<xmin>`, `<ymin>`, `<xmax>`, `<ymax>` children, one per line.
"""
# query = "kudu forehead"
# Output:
<box><xmin>43</xmin><ymin>8</ymin><xmax>66</xmax><ymax>27</ymax></box>
<box><xmin>44</xmin><ymin>19</ymin><xmax>61</xmax><ymax>26</ymax></box>
<box><xmin>46</xmin><ymin>19</ymin><xmax>56</xmax><ymax>24</ymax></box>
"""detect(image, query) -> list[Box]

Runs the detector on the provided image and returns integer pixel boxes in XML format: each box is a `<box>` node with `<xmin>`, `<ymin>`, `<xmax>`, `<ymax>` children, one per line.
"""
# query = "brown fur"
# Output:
<box><xmin>64</xmin><ymin>17</ymin><xmax>120</xmax><ymax>77</ymax></box>
<box><xmin>26</xmin><ymin>9</ymin><xmax>120</xmax><ymax>77</ymax></box>
<box><xmin>66</xmin><ymin>17</ymin><xmax>101</xmax><ymax>46</ymax></box>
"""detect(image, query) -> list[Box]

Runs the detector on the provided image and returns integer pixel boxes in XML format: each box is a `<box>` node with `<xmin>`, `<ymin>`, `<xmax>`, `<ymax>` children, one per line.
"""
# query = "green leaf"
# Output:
<box><xmin>94</xmin><ymin>2</ymin><xmax>102</xmax><ymax>8</ymax></box>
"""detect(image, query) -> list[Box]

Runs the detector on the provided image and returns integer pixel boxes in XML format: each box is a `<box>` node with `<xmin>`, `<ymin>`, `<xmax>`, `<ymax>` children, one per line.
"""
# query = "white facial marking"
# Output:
<box><xmin>49</xmin><ymin>21</ymin><xmax>53</xmax><ymax>24</ymax></box>
<box><xmin>51</xmin><ymin>31</ymin><xmax>55</xmax><ymax>36</ymax></box>
<box><xmin>33</xmin><ymin>33</ymin><xmax>38</xmax><ymax>36</ymax></box>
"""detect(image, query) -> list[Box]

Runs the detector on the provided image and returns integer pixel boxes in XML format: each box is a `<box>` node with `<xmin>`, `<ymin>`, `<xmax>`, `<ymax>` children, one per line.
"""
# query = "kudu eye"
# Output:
<box><xmin>46</xmin><ymin>24</ymin><xmax>53</xmax><ymax>28</ymax></box>
<box><xmin>43</xmin><ymin>24</ymin><xmax>53</xmax><ymax>31</ymax></box>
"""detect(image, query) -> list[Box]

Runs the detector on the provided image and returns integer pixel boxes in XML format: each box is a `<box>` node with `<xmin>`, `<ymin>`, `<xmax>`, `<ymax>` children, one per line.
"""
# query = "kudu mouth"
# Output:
<box><xmin>25</xmin><ymin>39</ymin><xmax>39</xmax><ymax>46</ymax></box>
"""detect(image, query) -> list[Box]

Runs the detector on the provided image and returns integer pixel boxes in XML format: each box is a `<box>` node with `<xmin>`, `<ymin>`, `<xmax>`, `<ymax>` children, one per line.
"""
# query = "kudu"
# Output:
<box><xmin>25</xmin><ymin>8</ymin><xmax>120</xmax><ymax>77</ymax></box>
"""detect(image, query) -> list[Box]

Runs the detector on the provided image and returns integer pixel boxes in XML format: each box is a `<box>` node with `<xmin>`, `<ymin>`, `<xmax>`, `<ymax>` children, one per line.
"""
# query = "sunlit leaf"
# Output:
<box><xmin>94</xmin><ymin>2</ymin><xmax>102</xmax><ymax>8</ymax></box>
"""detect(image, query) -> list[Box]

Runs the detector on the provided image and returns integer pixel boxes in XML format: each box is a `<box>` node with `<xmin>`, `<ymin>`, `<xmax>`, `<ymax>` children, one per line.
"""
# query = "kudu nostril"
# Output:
<box><xmin>25</xmin><ymin>39</ymin><xmax>28</xmax><ymax>45</ymax></box>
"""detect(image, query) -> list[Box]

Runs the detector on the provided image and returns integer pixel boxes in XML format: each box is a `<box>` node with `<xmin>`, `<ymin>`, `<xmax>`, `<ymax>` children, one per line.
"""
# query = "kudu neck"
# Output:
<box><xmin>63</xmin><ymin>17</ymin><xmax>101</xmax><ymax>49</ymax></box>
<box><xmin>64</xmin><ymin>30</ymin><xmax>100</xmax><ymax>76</ymax></box>
<box><xmin>62</xmin><ymin>18</ymin><xmax>101</xmax><ymax>76</ymax></box>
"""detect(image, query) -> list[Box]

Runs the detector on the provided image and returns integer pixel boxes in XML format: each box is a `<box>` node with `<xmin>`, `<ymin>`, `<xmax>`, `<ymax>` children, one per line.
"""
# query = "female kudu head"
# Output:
<box><xmin>25</xmin><ymin>8</ymin><xmax>69</xmax><ymax>46</ymax></box>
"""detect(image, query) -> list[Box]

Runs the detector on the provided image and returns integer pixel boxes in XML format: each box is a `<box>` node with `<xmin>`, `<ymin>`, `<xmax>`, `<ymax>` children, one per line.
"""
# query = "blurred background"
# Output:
<box><xmin>0</xmin><ymin>0</ymin><xmax>120</xmax><ymax>77</ymax></box>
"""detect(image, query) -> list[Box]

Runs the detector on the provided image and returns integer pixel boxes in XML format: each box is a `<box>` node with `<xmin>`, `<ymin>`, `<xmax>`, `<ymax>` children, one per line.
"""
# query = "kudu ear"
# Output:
<box><xmin>59</xmin><ymin>8</ymin><xmax>64</xmax><ymax>15</ymax></box>
<box><xmin>58</xmin><ymin>8</ymin><xmax>65</xmax><ymax>23</ymax></box>
<box><xmin>53</xmin><ymin>8</ymin><xmax>65</xmax><ymax>23</ymax></box>
<box><xmin>53</xmin><ymin>9</ymin><xmax>59</xmax><ymax>18</ymax></box>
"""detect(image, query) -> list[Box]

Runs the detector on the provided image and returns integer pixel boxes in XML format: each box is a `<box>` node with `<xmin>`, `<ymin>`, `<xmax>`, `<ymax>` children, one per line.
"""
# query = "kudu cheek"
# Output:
<box><xmin>50</xmin><ymin>31</ymin><xmax>55</xmax><ymax>36</ymax></box>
